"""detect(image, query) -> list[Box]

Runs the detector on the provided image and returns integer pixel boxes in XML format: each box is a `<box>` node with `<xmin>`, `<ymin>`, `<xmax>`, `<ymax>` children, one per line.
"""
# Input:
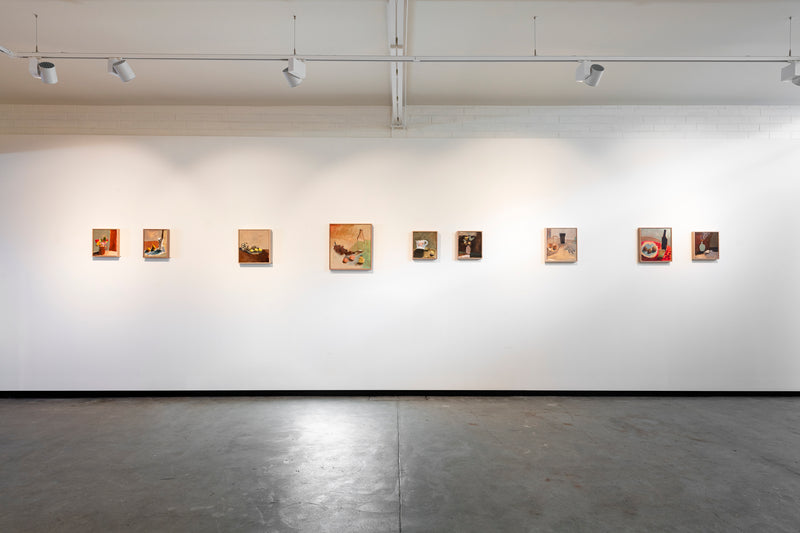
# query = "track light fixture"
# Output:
<box><xmin>282</xmin><ymin>56</ymin><xmax>306</xmax><ymax>87</ymax></box>
<box><xmin>576</xmin><ymin>61</ymin><xmax>604</xmax><ymax>87</ymax></box>
<box><xmin>282</xmin><ymin>15</ymin><xmax>305</xmax><ymax>88</ymax></box>
<box><xmin>28</xmin><ymin>56</ymin><xmax>57</xmax><ymax>84</ymax></box>
<box><xmin>781</xmin><ymin>19</ymin><xmax>800</xmax><ymax>86</ymax></box>
<box><xmin>781</xmin><ymin>62</ymin><xmax>800</xmax><ymax>85</ymax></box>
<box><xmin>108</xmin><ymin>58</ymin><xmax>135</xmax><ymax>82</ymax></box>
<box><xmin>24</xmin><ymin>13</ymin><xmax>56</xmax><ymax>84</ymax></box>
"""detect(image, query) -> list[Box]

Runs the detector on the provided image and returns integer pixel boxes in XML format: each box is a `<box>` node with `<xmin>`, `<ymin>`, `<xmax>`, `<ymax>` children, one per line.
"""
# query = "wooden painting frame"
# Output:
<box><xmin>457</xmin><ymin>231</ymin><xmax>482</xmax><ymax>260</ymax></box>
<box><xmin>143</xmin><ymin>229</ymin><xmax>170</xmax><ymax>259</ymax></box>
<box><xmin>638</xmin><ymin>227</ymin><xmax>672</xmax><ymax>263</ymax></box>
<box><xmin>92</xmin><ymin>228</ymin><xmax>120</xmax><ymax>257</ymax></box>
<box><xmin>330</xmin><ymin>223</ymin><xmax>373</xmax><ymax>271</ymax></box>
<box><xmin>412</xmin><ymin>231</ymin><xmax>438</xmax><ymax>260</ymax></box>
<box><xmin>692</xmin><ymin>231</ymin><xmax>719</xmax><ymax>261</ymax></box>
<box><xmin>545</xmin><ymin>227</ymin><xmax>577</xmax><ymax>263</ymax></box>
<box><xmin>238</xmin><ymin>229</ymin><xmax>272</xmax><ymax>264</ymax></box>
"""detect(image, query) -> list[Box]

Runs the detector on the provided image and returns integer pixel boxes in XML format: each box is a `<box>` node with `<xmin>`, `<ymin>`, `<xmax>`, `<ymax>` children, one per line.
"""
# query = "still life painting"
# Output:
<box><xmin>143</xmin><ymin>229</ymin><xmax>170</xmax><ymax>258</ymax></box>
<box><xmin>238</xmin><ymin>229</ymin><xmax>272</xmax><ymax>264</ymax></box>
<box><xmin>692</xmin><ymin>231</ymin><xmax>719</xmax><ymax>261</ymax></box>
<box><xmin>457</xmin><ymin>231</ymin><xmax>482</xmax><ymax>260</ymax></box>
<box><xmin>330</xmin><ymin>224</ymin><xmax>372</xmax><ymax>270</ymax></box>
<box><xmin>92</xmin><ymin>229</ymin><xmax>120</xmax><ymax>257</ymax></box>
<box><xmin>413</xmin><ymin>231</ymin><xmax>437</xmax><ymax>260</ymax></box>
<box><xmin>545</xmin><ymin>228</ymin><xmax>577</xmax><ymax>263</ymax></box>
<box><xmin>639</xmin><ymin>227</ymin><xmax>671</xmax><ymax>262</ymax></box>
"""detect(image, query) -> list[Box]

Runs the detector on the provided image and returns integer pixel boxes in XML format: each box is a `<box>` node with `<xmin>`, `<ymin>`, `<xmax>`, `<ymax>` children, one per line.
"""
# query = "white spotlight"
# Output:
<box><xmin>282</xmin><ymin>56</ymin><xmax>306</xmax><ymax>88</ymax></box>
<box><xmin>108</xmin><ymin>58</ymin><xmax>136</xmax><ymax>82</ymax></box>
<box><xmin>781</xmin><ymin>62</ymin><xmax>800</xmax><ymax>86</ymax></box>
<box><xmin>28</xmin><ymin>57</ymin><xmax>57</xmax><ymax>84</ymax></box>
<box><xmin>576</xmin><ymin>61</ymin><xmax>604</xmax><ymax>87</ymax></box>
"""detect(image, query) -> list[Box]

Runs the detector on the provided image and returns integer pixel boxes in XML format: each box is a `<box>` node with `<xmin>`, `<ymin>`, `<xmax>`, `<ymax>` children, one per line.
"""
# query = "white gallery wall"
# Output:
<box><xmin>1</xmin><ymin>125</ymin><xmax>799</xmax><ymax>391</ymax></box>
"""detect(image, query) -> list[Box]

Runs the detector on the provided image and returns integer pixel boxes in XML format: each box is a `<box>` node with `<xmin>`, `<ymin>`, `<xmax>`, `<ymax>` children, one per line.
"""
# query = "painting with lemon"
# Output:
<box><xmin>330</xmin><ymin>224</ymin><xmax>372</xmax><ymax>270</ymax></box>
<box><xmin>412</xmin><ymin>231</ymin><xmax>437</xmax><ymax>260</ymax></box>
<box><xmin>238</xmin><ymin>229</ymin><xmax>272</xmax><ymax>264</ymax></box>
<box><xmin>143</xmin><ymin>229</ymin><xmax>170</xmax><ymax>259</ymax></box>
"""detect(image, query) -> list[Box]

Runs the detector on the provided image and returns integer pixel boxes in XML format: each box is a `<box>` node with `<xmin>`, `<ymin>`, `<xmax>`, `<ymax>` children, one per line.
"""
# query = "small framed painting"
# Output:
<box><xmin>143</xmin><ymin>229</ymin><xmax>170</xmax><ymax>258</ymax></box>
<box><xmin>545</xmin><ymin>228</ymin><xmax>577</xmax><ymax>263</ymax></box>
<box><xmin>413</xmin><ymin>231</ymin><xmax>437</xmax><ymax>260</ymax></box>
<box><xmin>238</xmin><ymin>229</ymin><xmax>272</xmax><ymax>264</ymax></box>
<box><xmin>457</xmin><ymin>231</ymin><xmax>482</xmax><ymax>260</ymax></box>
<box><xmin>92</xmin><ymin>229</ymin><xmax>120</xmax><ymax>257</ymax></box>
<box><xmin>639</xmin><ymin>227</ymin><xmax>671</xmax><ymax>262</ymax></box>
<box><xmin>330</xmin><ymin>224</ymin><xmax>372</xmax><ymax>270</ymax></box>
<box><xmin>692</xmin><ymin>231</ymin><xmax>719</xmax><ymax>261</ymax></box>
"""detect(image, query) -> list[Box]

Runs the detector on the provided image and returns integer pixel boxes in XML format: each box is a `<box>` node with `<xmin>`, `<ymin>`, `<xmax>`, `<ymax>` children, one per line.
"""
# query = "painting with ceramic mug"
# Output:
<box><xmin>639</xmin><ymin>227</ymin><xmax>672</xmax><ymax>262</ymax></box>
<box><xmin>412</xmin><ymin>231</ymin><xmax>437</xmax><ymax>260</ymax></box>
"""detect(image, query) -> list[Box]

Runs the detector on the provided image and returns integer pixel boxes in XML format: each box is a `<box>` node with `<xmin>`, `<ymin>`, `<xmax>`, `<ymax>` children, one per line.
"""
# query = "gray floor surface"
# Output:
<box><xmin>1</xmin><ymin>396</ymin><xmax>799</xmax><ymax>532</ymax></box>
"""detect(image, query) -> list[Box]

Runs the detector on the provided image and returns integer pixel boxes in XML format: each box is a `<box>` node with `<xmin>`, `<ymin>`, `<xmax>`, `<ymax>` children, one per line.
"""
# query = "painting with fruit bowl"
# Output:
<box><xmin>638</xmin><ymin>227</ymin><xmax>672</xmax><ymax>262</ymax></box>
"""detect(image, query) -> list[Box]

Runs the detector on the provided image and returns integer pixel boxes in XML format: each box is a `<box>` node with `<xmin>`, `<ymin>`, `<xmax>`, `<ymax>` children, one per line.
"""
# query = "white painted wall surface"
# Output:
<box><xmin>1</xmin><ymin>133</ymin><xmax>798</xmax><ymax>390</ymax></box>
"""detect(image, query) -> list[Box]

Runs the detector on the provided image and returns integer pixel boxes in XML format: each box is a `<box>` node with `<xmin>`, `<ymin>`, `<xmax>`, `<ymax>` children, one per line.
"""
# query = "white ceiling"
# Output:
<box><xmin>1</xmin><ymin>0</ymin><xmax>800</xmax><ymax>106</ymax></box>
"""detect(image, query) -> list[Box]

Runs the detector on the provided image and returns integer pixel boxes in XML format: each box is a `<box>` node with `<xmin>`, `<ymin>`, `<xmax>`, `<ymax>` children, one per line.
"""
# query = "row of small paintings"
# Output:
<box><xmin>92</xmin><ymin>226</ymin><xmax>720</xmax><ymax>267</ymax></box>
<box><xmin>92</xmin><ymin>226</ymin><xmax>477</xmax><ymax>268</ymax></box>
<box><xmin>638</xmin><ymin>228</ymin><xmax>719</xmax><ymax>262</ymax></box>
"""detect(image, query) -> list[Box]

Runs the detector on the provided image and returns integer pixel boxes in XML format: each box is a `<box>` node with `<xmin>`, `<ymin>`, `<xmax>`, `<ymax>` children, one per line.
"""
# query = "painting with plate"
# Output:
<box><xmin>692</xmin><ymin>231</ymin><xmax>719</xmax><ymax>261</ymax></box>
<box><xmin>412</xmin><ymin>231</ymin><xmax>437</xmax><ymax>260</ymax></box>
<box><xmin>238</xmin><ymin>229</ymin><xmax>272</xmax><ymax>264</ymax></box>
<box><xmin>545</xmin><ymin>228</ymin><xmax>577</xmax><ymax>263</ymax></box>
<box><xmin>638</xmin><ymin>227</ymin><xmax>671</xmax><ymax>262</ymax></box>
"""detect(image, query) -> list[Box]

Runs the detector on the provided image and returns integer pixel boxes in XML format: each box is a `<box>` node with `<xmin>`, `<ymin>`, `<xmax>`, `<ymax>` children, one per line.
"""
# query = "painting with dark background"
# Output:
<box><xmin>457</xmin><ymin>231</ymin><xmax>482</xmax><ymax>259</ymax></box>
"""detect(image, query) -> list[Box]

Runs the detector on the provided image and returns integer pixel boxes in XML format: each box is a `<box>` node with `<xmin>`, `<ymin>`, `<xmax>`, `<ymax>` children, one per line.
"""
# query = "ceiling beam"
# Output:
<box><xmin>387</xmin><ymin>0</ymin><xmax>407</xmax><ymax>128</ymax></box>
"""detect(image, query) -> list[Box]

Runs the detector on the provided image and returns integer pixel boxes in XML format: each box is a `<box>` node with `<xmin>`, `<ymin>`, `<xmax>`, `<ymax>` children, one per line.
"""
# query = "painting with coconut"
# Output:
<box><xmin>143</xmin><ymin>229</ymin><xmax>170</xmax><ymax>258</ymax></box>
<box><xmin>330</xmin><ymin>224</ymin><xmax>372</xmax><ymax>270</ymax></box>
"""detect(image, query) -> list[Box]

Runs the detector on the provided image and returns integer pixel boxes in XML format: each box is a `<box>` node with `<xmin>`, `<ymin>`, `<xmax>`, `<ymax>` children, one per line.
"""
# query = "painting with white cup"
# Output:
<box><xmin>412</xmin><ymin>231</ymin><xmax>437</xmax><ymax>260</ymax></box>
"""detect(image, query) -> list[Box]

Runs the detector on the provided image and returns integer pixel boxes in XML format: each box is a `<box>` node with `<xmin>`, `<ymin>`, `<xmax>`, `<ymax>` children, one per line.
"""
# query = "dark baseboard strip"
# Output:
<box><xmin>1</xmin><ymin>390</ymin><xmax>799</xmax><ymax>399</ymax></box>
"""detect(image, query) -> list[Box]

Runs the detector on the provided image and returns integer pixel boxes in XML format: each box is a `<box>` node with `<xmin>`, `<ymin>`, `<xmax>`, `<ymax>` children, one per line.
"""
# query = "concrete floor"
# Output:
<box><xmin>1</xmin><ymin>396</ymin><xmax>799</xmax><ymax>532</ymax></box>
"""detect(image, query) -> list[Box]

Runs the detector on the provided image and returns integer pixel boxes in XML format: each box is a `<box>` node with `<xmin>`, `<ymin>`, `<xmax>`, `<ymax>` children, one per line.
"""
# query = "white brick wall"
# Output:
<box><xmin>2</xmin><ymin>104</ymin><xmax>800</xmax><ymax>139</ymax></box>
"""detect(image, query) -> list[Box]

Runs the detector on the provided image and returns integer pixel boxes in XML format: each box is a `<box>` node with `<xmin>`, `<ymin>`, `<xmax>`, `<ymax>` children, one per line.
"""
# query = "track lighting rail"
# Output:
<box><xmin>2</xmin><ymin>50</ymin><xmax>800</xmax><ymax>64</ymax></box>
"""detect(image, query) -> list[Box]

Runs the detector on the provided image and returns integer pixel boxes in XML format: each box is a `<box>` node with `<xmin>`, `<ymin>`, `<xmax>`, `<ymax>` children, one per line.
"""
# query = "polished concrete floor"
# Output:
<box><xmin>1</xmin><ymin>396</ymin><xmax>799</xmax><ymax>532</ymax></box>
